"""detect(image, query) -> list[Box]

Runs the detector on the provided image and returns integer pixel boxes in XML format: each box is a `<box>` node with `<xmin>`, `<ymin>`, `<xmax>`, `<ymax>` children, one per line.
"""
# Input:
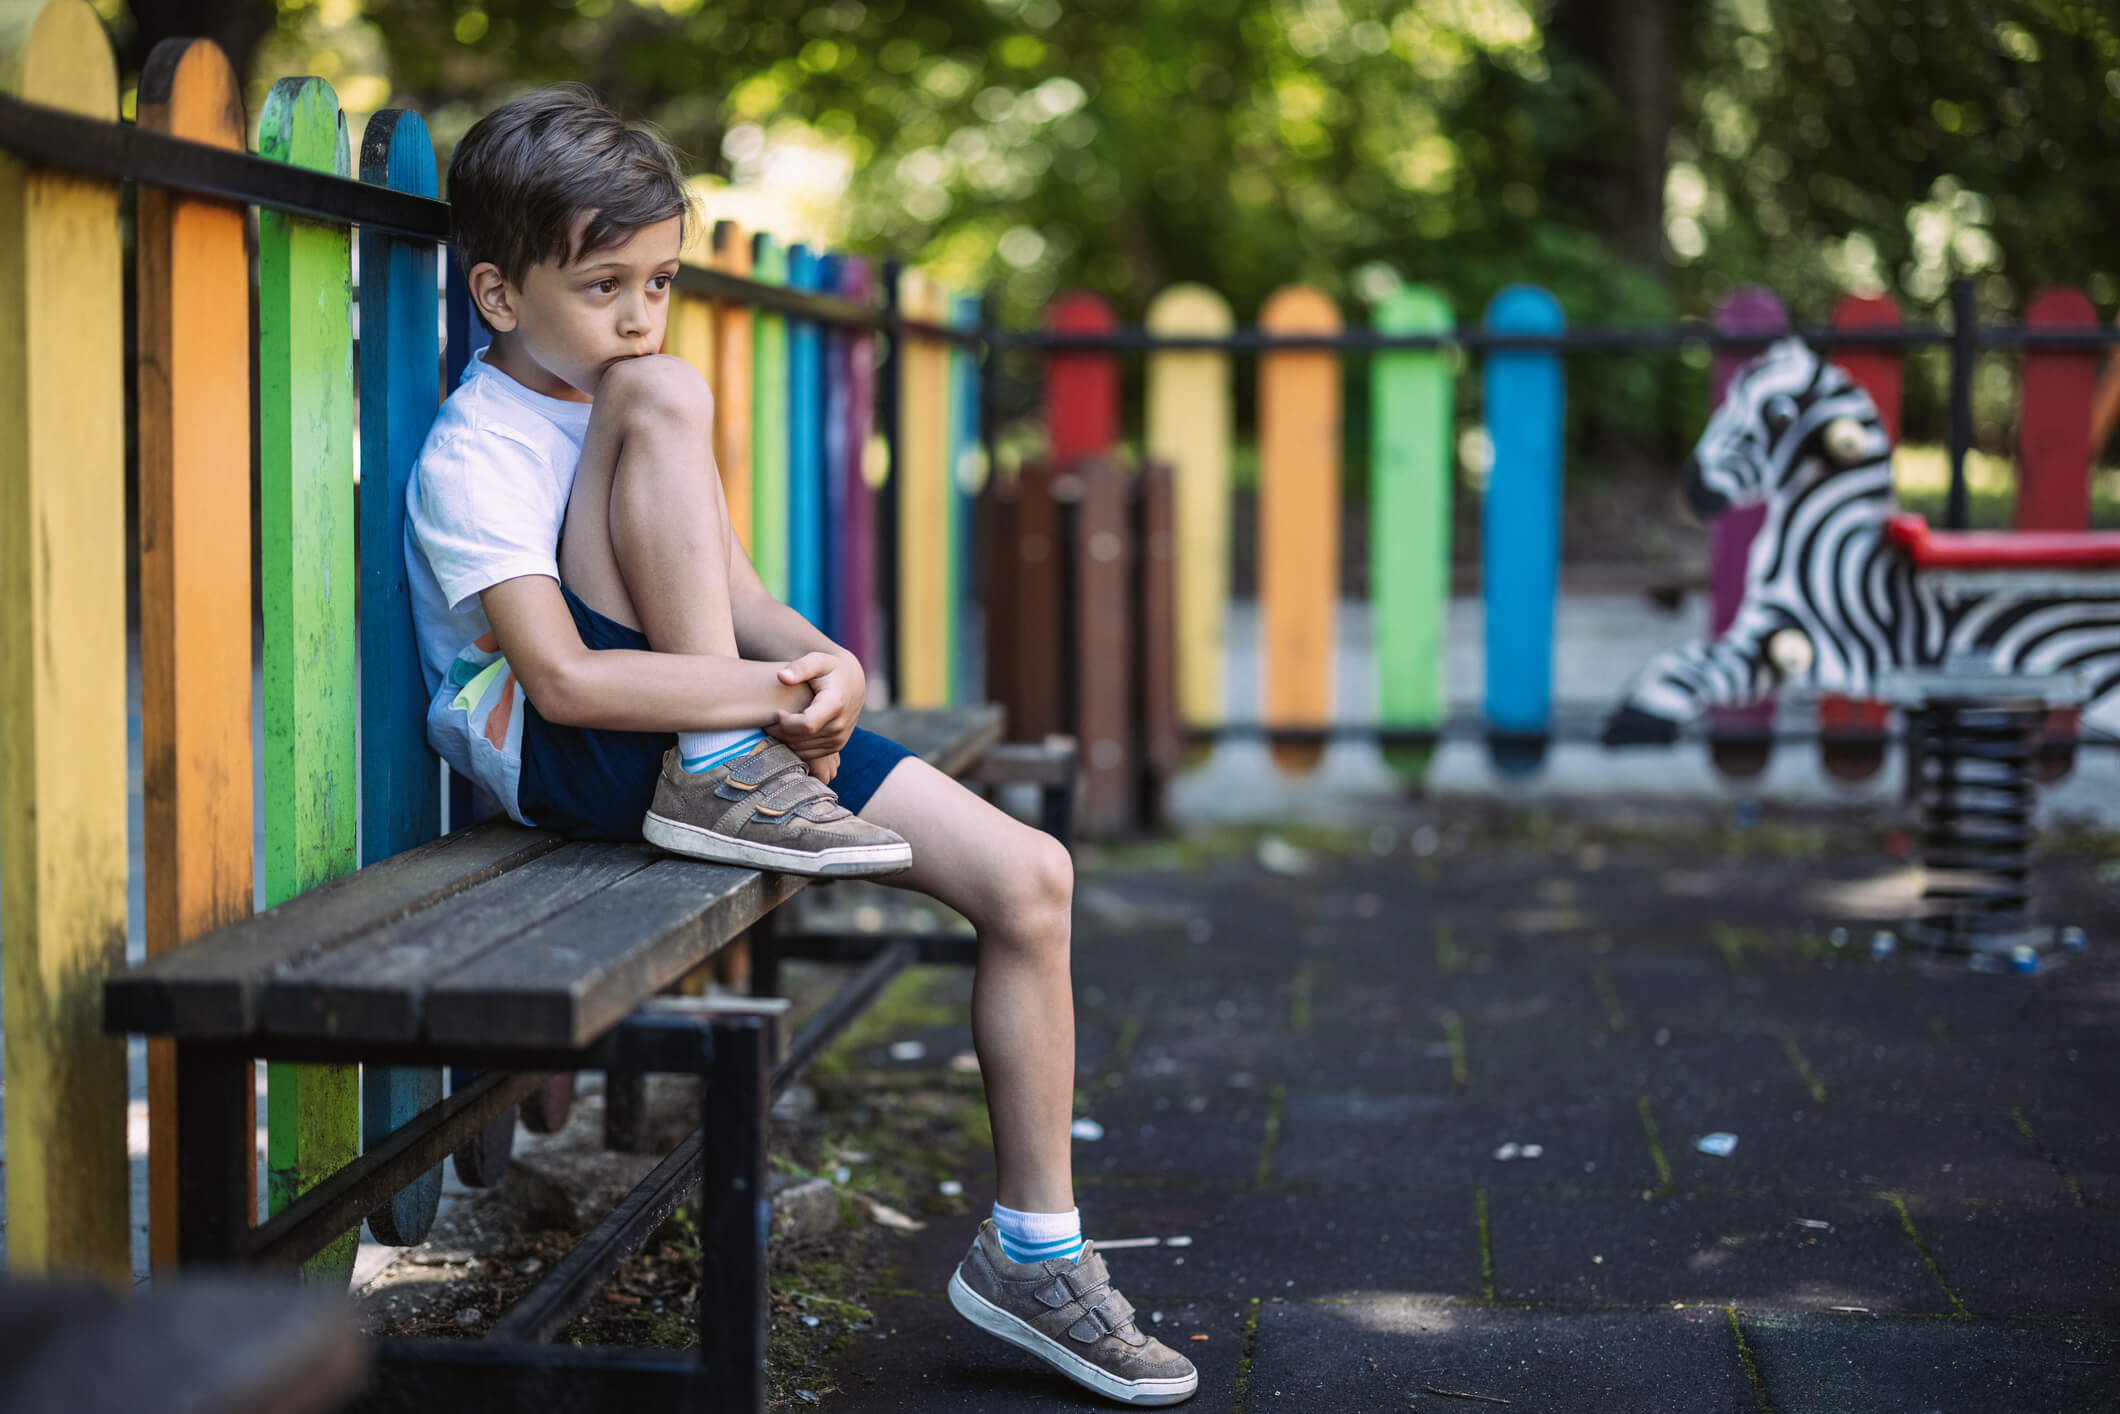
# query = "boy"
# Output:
<box><xmin>405</xmin><ymin>86</ymin><xmax>1197</xmax><ymax>1407</ymax></box>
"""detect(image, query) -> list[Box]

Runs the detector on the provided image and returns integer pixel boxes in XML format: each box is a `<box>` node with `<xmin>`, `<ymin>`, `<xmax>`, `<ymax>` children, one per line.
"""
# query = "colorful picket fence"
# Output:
<box><xmin>0</xmin><ymin>0</ymin><xmax>978</xmax><ymax>1278</ymax></box>
<box><xmin>1010</xmin><ymin>280</ymin><xmax>2115</xmax><ymax>815</ymax></box>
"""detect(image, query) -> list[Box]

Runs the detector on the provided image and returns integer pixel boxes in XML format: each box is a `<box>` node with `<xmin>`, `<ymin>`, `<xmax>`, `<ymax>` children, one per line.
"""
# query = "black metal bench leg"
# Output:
<box><xmin>749</xmin><ymin>911</ymin><xmax>783</xmax><ymax>1000</ymax></box>
<box><xmin>603</xmin><ymin>1066</ymin><xmax>651</xmax><ymax>1154</ymax></box>
<box><xmin>175</xmin><ymin>1041</ymin><xmax>254</xmax><ymax>1263</ymax></box>
<box><xmin>700</xmin><ymin>1012</ymin><xmax>773</xmax><ymax>1410</ymax></box>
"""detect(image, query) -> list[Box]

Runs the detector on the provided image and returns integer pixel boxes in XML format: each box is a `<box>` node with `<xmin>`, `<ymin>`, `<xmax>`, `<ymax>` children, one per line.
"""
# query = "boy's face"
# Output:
<box><xmin>471</xmin><ymin>209</ymin><xmax>683</xmax><ymax>399</ymax></box>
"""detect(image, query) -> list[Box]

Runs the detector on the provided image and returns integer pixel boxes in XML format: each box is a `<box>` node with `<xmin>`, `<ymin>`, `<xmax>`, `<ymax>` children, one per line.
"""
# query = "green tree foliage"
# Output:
<box><xmin>1677</xmin><ymin>0</ymin><xmax>2120</xmax><ymax>446</ymax></box>
<box><xmin>103</xmin><ymin>0</ymin><xmax>2115</xmax><ymax>464</ymax></box>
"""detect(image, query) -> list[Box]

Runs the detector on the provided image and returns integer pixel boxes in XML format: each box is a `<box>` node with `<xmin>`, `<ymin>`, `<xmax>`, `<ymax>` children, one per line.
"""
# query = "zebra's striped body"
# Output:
<box><xmin>1609</xmin><ymin>338</ymin><xmax>2120</xmax><ymax>741</ymax></box>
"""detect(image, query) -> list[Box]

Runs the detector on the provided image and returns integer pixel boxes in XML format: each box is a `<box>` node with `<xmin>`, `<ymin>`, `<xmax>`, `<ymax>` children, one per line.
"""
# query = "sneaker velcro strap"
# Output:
<box><xmin>749</xmin><ymin>771</ymin><xmax>847</xmax><ymax>821</ymax></box>
<box><xmin>1065</xmin><ymin>1289</ymin><xmax>1136</xmax><ymax>1344</ymax></box>
<box><xmin>723</xmin><ymin>741</ymin><xmax>806</xmax><ymax>789</ymax></box>
<box><xmin>1034</xmin><ymin>1278</ymin><xmax>1076</xmax><ymax>1310</ymax></box>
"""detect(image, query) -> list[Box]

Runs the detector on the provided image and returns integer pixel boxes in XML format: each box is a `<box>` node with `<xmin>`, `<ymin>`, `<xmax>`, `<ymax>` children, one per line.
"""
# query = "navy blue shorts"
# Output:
<box><xmin>517</xmin><ymin>584</ymin><xmax>912</xmax><ymax>841</ymax></box>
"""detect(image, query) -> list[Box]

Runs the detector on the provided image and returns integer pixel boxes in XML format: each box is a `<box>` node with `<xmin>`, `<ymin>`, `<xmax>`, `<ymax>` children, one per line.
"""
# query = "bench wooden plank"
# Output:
<box><xmin>105</xmin><ymin>822</ymin><xmax>559</xmax><ymax>1038</ymax></box>
<box><xmin>422</xmin><ymin>709</ymin><xmax>999</xmax><ymax>1049</ymax></box>
<box><xmin>425</xmin><ymin>861</ymin><xmax>803</xmax><ymax>1049</ymax></box>
<box><xmin>108</xmin><ymin>710</ymin><xmax>1000</xmax><ymax>1049</ymax></box>
<box><xmin>260</xmin><ymin>843</ymin><xmax>658</xmax><ymax>1043</ymax></box>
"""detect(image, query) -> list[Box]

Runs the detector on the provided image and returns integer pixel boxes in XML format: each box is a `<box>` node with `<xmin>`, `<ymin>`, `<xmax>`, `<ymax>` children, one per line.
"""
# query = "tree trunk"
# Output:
<box><xmin>1549</xmin><ymin>0</ymin><xmax>1691</xmax><ymax>276</ymax></box>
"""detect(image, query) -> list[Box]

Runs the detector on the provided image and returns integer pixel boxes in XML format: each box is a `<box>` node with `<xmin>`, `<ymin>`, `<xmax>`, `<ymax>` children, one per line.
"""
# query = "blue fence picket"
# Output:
<box><xmin>1481</xmin><ymin>284</ymin><xmax>1565</xmax><ymax>775</ymax></box>
<box><xmin>356</xmin><ymin>108</ymin><xmax>446</xmax><ymax>1245</ymax></box>
<box><xmin>787</xmin><ymin>244</ymin><xmax>826</xmax><ymax>626</ymax></box>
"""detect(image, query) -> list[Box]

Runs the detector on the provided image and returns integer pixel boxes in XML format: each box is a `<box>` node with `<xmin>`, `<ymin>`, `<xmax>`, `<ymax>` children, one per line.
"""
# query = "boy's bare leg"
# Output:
<box><xmin>557</xmin><ymin>356</ymin><xmax>737</xmax><ymax>657</ymax></box>
<box><xmin>861</xmin><ymin>759</ymin><xmax>1077</xmax><ymax>1215</ymax></box>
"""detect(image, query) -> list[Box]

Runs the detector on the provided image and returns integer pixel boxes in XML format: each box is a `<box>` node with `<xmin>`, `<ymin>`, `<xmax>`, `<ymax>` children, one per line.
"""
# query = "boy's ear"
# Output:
<box><xmin>468</xmin><ymin>261</ymin><xmax>518</xmax><ymax>333</ymax></box>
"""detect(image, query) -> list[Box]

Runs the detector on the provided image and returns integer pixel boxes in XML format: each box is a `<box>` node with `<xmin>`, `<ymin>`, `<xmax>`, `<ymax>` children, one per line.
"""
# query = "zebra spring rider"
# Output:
<box><xmin>1606</xmin><ymin>337</ymin><xmax>2120</xmax><ymax>959</ymax></box>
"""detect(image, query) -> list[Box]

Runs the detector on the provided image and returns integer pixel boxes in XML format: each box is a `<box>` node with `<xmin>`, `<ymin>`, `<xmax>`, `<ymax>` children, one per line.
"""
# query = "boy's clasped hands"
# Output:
<box><xmin>772</xmin><ymin>651</ymin><xmax>865</xmax><ymax>785</ymax></box>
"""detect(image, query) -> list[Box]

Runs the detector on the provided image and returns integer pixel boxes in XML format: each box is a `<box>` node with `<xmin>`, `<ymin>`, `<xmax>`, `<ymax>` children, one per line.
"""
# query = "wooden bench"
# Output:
<box><xmin>105</xmin><ymin>705</ymin><xmax>1033</xmax><ymax>1409</ymax></box>
<box><xmin>0</xmin><ymin>10</ymin><xmax>1068</xmax><ymax>1409</ymax></box>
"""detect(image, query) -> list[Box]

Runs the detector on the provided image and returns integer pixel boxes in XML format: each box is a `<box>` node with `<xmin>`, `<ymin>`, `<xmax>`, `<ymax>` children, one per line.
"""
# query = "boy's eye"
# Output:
<box><xmin>652</xmin><ymin>274</ymin><xmax>672</xmax><ymax>291</ymax></box>
<box><xmin>594</xmin><ymin>278</ymin><xmax>619</xmax><ymax>294</ymax></box>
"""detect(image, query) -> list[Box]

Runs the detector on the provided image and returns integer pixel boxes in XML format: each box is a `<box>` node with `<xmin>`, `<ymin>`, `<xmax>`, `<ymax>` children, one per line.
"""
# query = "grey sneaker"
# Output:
<box><xmin>640</xmin><ymin>740</ymin><xmax>912</xmax><ymax>877</ymax></box>
<box><xmin>948</xmin><ymin>1221</ymin><xmax>1199</xmax><ymax>1406</ymax></box>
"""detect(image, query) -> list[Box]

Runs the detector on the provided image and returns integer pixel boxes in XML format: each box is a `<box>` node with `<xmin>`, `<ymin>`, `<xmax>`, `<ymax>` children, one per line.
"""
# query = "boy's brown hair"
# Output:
<box><xmin>446</xmin><ymin>85</ymin><xmax>690</xmax><ymax>316</ymax></box>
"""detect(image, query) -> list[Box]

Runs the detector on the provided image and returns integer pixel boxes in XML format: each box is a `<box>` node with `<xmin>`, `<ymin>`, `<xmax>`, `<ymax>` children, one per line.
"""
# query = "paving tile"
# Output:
<box><xmin>1267</xmin><ymin>1089</ymin><xmax>1662</xmax><ymax>1193</ymax></box>
<box><xmin>1737</xmin><ymin>1309</ymin><xmax>2120</xmax><ymax>1414</ymax></box>
<box><xmin>1249</xmin><ymin>1302</ymin><xmax>1758</xmax><ymax>1413</ymax></box>
<box><xmin>1075</xmin><ymin>1185</ymin><xmax>1482</xmax><ymax>1304</ymax></box>
<box><xmin>1649</xmin><ymin>1095</ymin><xmax>2069</xmax><ymax>1203</ymax></box>
<box><xmin>1071</xmin><ymin>1083</ymin><xmax>1278</xmax><ymax>1185</ymax></box>
<box><xmin>1485</xmin><ymin>1193</ymin><xmax>1946</xmax><ymax>1313</ymax></box>
<box><xmin>1903</xmin><ymin>1197</ymin><xmax>2120</xmax><ymax>1320</ymax></box>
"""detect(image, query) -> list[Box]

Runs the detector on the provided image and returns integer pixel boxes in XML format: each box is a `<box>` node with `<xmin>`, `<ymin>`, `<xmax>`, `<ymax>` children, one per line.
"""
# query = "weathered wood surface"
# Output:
<box><xmin>1072</xmin><ymin>456</ymin><xmax>1133</xmax><ymax>835</ymax></box>
<box><xmin>425</xmin><ymin>861</ymin><xmax>804</xmax><ymax>1049</ymax></box>
<box><xmin>261</xmin><ymin>844</ymin><xmax>659</xmax><ymax>1042</ymax></box>
<box><xmin>0</xmin><ymin>0</ymin><xmax>132</xmax><ymax>1279</ymax></box>
<box><xmin>257</xmin><ymin>74</ymin><xmax>362</xmax><ymax>1276</ymax></box>
<box><xmin>357</xmin><ymin>104</ymin><xmax>447</xmax><ymax>1247</ymax></box>
<box><xmin>106</xmin><ymin>708</ymin><xmax>1001</xmax><ymax>1051</ymax></box>
<box><xmin>135</xmin><ymin>33</ymin><xmax>255</xmax><ymax>1273</ymax></box>
<box><xmin>105</xmin><ymin>823</ymin><xmax>559</xmax><ymax>1037</ymax></box>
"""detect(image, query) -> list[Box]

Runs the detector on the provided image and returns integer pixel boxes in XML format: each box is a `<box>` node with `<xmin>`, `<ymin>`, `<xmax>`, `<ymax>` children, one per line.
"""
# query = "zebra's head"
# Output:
<box><xmin>1683</xmin><ymin>337</ymin><xmax>1891</xmax><ymax>520</ymax></box>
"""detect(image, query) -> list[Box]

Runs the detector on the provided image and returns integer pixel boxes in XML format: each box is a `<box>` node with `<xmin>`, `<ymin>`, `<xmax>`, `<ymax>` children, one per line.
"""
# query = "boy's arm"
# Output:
<box><xmin>481</xmin><ymin>573</ymin><xmax>819</xmax><ymax>732</ymax></box>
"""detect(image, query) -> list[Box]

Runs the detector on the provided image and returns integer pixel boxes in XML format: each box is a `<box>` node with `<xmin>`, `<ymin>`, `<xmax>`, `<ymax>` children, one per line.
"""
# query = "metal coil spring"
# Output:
<box><xmin>1909</xmin><ymin>696</ymin><xmax>2043</xmax><ymax>953</ymax></box>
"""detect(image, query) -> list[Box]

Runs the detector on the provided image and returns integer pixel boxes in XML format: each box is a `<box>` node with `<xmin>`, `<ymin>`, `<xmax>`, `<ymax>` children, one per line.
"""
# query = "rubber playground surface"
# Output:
<box><xmin>826</xmin><ymin>808</ymin><xmax>2120</xmax><ymax>1412</ymax></box>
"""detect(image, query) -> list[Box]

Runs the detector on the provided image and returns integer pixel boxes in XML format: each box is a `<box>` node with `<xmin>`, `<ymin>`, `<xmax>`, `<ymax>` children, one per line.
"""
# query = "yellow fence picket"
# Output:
<box><xmin>0</xmin><ymin>0</ymin><xmax>131</xmax><ymax>1278</ymax></box>
<box><xmin>1145</xmin><ymin>284</ymin><xmax>1234</xmax><ymax>738</ymax></box>
<box><xmin>896</xmin><ymin>269</ymin><xmax>951</xmax><ymax>707</ymax></box>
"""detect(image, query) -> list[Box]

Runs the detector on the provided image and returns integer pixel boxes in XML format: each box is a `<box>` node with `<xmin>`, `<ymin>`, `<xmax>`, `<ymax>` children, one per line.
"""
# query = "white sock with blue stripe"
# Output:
<box><xmin>679</xmin><ymin>728</ymin><xmax>767</xmax><ymax>773</ymax></box>
<box><xmin>992</xmin><ymin>1202</ymin><xmax>1084</xmax><ymax>1265</ymax></box>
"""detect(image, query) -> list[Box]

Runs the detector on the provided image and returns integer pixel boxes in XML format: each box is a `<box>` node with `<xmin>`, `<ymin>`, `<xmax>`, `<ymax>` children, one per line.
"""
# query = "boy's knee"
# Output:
<box><xmin>1001</xmin><ymin>827</ymin><xmax>1073</xmax><ymax>926</ymax></box>
<box><xmin>600</xmin><ymin>353</ymin><xmax>713</xmax><ymax>428</ymax></box>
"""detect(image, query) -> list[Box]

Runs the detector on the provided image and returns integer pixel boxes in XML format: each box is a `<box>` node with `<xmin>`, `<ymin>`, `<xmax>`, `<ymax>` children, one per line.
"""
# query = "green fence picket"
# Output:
<box><xmin>258</xmin><ymin>75</ymin><xmax>361</xmax><ymax>1280</ymax></box>
<box><xmin>1371</xmin><ymin>285</ymin><xmax>1454</xmax><ymax>784</ymax></box>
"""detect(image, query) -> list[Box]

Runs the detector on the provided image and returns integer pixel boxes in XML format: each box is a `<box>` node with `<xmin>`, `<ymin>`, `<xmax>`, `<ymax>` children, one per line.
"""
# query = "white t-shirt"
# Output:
<box><xmin>405</xmin><ymin>347</ymin><xmax>593</xmax><ymax>824</ymax></box>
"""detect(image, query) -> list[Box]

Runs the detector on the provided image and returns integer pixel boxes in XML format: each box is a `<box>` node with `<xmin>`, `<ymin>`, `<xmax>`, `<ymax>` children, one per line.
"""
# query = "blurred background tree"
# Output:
<box><xmin>84</xmin><ymin>0</ymin><xmax>2120</xmax><ymax>509</ymax></box>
